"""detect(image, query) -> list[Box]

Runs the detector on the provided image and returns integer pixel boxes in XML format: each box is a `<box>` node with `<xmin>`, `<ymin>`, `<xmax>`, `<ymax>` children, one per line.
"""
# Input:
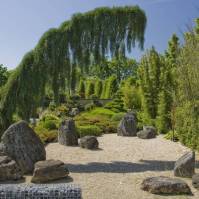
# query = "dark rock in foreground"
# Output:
<box><xmin>137</xmin><ymin>126</ymin><xmax>157</xmax><ymax>139</ymax></box>
<box><xmin>0</xmin><ymin>156</ymin><xmax>23</xmax><ymax>181</ymax></box>
<box><xmin>1</xmin><ymin>121</ymin><xmax>46</xmax><ymax>174</ymax></box>
<box><xmin>174</xmin><ymin>151</ymin><xmax>195</xmax><ymax>178</ymax></box>
<box><xmin>0</xmin><ymin>184</ymin><xmax>81</xmax><ymax>199</ymax></box>
<box><xmin>58</xmin><ymin>119</ymin><xmax>78</xmax><ymax>146</ymax></box>
<box><xmin>80</xmin><ymin>136</ymin><xmax>99</xmax><ymax>149</ymax></box>
<box><xmin>192</xmin><ymin>174</ymin><xmax>199</xmax><ymax>189</ymax></box>
<box><xmin>31</xmin><ymin>159</ymin><xmax>69</xmax><ymax>183</ymax></box>
<box><xmin>141</xmin><ymin>176</ymin><xmax>192</xmax><ymax>195</ymax></box>
<box><xmin>117</xmin><ymin>112</ymin><xmax>137</xmax><ymax>136</ymax></box>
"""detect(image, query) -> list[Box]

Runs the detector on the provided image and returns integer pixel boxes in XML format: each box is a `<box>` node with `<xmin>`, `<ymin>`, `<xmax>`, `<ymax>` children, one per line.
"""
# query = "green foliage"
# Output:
<box><xmin>94</xmin><ymin>79</ymin><xmax>103</xmax><ymax>98</ymax></box>
<box><xmin>104</xmin><ymin>75</ymin><xmax>118</xmax><ymax>99</ymax></box>
<box><xmin>164</xmin><ymin>130</ymin><xmax>179</xmax><ymax>142</ymax></box>
<box><xmin>42</xmin><ymin>120</ymin><xmax>57</xmax><ymax>130</ymax></box>
<box><xmin>77</xmin><ymin>125</ymin><xmax>102</xmax><ymax>137</ymax></box>
<box><xmin>138</xmin><ymin>47</ymin><xmax>163</xmax><ymax>120</ymax></box>
<box><xmin>86</xmin><ymin>81</ymin><xmax>95</xmax><ymax>98</ymax></box>
<box><xmin>85</xmin><ymin>103</ymin><xmax>95</xmax><ymax>111</ymax></box>
<box><xmin>78</xmin><ymin>79</ymin><xmax>85</xmax><ymax>98</ymax></box>
<box><xmin>111</xmin><ymin>112</ymin><xmax>125</xmax><ymax>121</ymax></box>
<box><xmin>75</xmin><ymin>107</ymin><xmax>120</xmax><ymax>134</ymax></box>
<box><xmin>34</xmin><ymin>125</ymin><xmax>58</xmax><ymax>143</ymax></box>
<box><xmin>0</xmin><ymin>6</ymin><xmax>147</xmax><ymax>133</ymax></box>
<box><xmin>122</xmin><ymin>77</ymin><xmax>141</xmax><ymax>110</ymax></box>
<box><xmin>0</xmin><ymin>64</ymin><xmax>9</xmax><ymax>88</ymax></box>
<box><xmin>105</xmin><ymin>91</ymin><xmax>125</xmax><ymax>112</ymax></box>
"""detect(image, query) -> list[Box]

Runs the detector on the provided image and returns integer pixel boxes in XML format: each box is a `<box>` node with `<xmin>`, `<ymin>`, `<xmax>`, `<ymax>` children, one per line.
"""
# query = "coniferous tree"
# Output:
<box><xmin>138</xmin><ymin>47</ymin><xmax>162</xmax><ymax>121</ymax></box>
<box><xmin>94</xmin><ymin>79</ymin><xmax>103</xmax><ymax>98</ymax></box>
<box><xmin>78</xmin><ymin>79</ymin><xmax>85</xmax><ymax>98</ymax></box>
<box><xmin>86</xmin><ymin>81</ymin><xmax>95</xmax><ymax>99</ymax></box>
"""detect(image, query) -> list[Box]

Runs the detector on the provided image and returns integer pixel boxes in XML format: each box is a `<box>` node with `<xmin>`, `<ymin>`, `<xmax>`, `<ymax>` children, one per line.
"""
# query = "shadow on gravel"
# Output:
<box><xmin>67</xmin><ymin>159</ymin><xmax>176</xmax><ymax>173</ymax></box>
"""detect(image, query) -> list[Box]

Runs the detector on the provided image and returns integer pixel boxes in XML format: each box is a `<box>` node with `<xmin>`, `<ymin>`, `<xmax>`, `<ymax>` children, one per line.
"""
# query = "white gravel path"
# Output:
<box><xmin>45</xmin><ymin>134</ymin><xmax>199</xmax><ymax>199</ymax></box>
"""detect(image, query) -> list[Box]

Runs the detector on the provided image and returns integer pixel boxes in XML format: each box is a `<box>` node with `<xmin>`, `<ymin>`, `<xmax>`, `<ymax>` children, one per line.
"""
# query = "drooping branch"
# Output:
<box><xmin>0</xmin><ymin>6</ymin><xmax>147</xmax><ymax>134</ymax></box>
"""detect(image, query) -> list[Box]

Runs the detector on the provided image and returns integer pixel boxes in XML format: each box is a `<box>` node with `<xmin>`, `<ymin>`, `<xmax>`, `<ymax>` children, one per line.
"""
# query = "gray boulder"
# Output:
<box><xmin>1</xmin><ymin>121</ymin><xmax>46</xmax><ymax>174</ymax></box>
<box><xmin>192</xmin><ymin>174</ymin><xmax>199</xmax><ymax>189</ymax></box>
<box><xmin>80</xmin><ymin>136</ymin><xmax>99</xmax><ymax>149</ymax></box>
<box><xmin>137</xmin><ymin>126</ymin><xmax>157</xmax><ymax>139</ymax></box>
<box><xmin>70</xmin><ymin>108</ymin><xmax>80</xmax><ymax>116</ymax></box>
<box><xmin>117</xmin><ymin>112</ymin><xmax>137</xmax><ymax>136</ymax></box>
<box><xmin>31</xmin><ymin>160</ymin><xmax>69</xmax><ymax>183</ymax></box>
<box><xmin>58</xmin><ymin>119</ymin><xmax>78</xmax><ymax>146</ymax></box>
<box><xmin>0</xmin><ymin>156</ymin><xmax>23</xmax><ymax>181</ymax></box>
<box><xmin>174</xmin><ymin>151</ymin><xmax>195</xmax><ymax>178</ymax></box>
<box><xmin>141</xmin><ymin>176</ymin><xmax>192</xmax><ymax>195</ymax></box>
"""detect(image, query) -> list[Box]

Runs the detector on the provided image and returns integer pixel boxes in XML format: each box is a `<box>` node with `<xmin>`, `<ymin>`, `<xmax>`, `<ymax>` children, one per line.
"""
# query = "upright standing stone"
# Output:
<box><xmin>1</xmin><ymin>121</ymin><xmax>46</xmax><ymax>174</ymax></box>
<box><xmin>174</xmin><ymin>151</ymin><xmax>195</xmax><ymax>177</ymax></box>
<box><xmin>58</xmin><ymin>119</ymin><xmax>78</xmax><ymax>146</ymax></box>
<box><xmin>117</xmin><ymin>112</ymin><xmax>137</xmax><ymax>136</ymax></box>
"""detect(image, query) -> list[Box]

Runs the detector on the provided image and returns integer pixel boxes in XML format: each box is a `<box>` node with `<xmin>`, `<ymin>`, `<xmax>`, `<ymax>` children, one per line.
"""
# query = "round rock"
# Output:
<box><xmin>80</xmin><ymin>136</ymin><xmax>99</xmax><ymax>150</ymax></box>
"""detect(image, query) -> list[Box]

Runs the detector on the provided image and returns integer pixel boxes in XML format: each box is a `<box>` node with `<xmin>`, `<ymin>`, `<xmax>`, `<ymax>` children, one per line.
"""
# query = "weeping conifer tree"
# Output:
<box><xmin>0</xmin><ymin>6</ymin><xmax>147</xmax><ymax>134</ymax></box>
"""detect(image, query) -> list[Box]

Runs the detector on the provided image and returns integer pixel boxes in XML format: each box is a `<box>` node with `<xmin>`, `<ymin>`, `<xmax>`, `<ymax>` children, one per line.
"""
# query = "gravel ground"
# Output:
<box><xmin>39</xmin><ymin>135</ymin><xmax>199</xmax><ymax>198</ymax></box>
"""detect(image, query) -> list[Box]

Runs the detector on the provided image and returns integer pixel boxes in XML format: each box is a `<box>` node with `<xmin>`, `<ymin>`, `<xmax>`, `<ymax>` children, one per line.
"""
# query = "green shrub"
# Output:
<box><xmin>77</xmin><ymin>125</ymin><xmax>102</xmax><ymax>137</ymax></box>
<box><xmin>164</xmin><ymin>130</ymin><xmax>179</xmax><ymax>142</ymax></box>
<box><xmin>111</xmin><ymin>113</ymin><xmax>125</xmax><ymax>121</ymax></box>
<box><xmin>43</xmin><ymin>120</ymin><xmax>57</xmax><ymax>130</ymax></box>
<box><xmin>34</xmin><ymin>125</ymin><xmax>58</xmax><ymax>143</ymax></box>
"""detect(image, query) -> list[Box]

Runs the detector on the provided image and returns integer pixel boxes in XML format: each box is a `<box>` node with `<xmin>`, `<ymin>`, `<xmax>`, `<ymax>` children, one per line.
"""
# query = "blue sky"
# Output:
<box><xmin>0</xmin><ymin>0</ymin><xmax>198</xmax><ymax>69</ymax></box>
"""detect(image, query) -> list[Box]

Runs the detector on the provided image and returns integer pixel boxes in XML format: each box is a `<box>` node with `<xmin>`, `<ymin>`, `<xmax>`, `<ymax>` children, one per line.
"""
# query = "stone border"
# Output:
<box><xmin>0</xmin><ymin>184</ymin><xmax>81</xmax><ymax>199</ymax></box>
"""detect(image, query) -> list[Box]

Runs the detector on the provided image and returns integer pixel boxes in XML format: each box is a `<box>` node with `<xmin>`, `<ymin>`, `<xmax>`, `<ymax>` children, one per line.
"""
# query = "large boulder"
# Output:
<box><xmin>31</xmin><ymin>160</ymin><xmax>69</xmax><ymax>183</ymax></box>
<box><xmin>0</xmin><ymin>156</ymin><xmax>23</xmax><ymax>181</ymax></box>
<box><xmin>80</xmin><ymin>136</ymin><xmax>99</xmax><ymax>150</ymax></box>
<box><xmin>174</xmin><ymin>151</ymin><xmax>195</xmax><ymax>178</ymax></box>
<box><xmin>1</xmin><ymin>121</ymin><xmax>46</xmax><ymax>174</ymax></box>
<box><xmin>192</xmin><ymin>174</ymin><xmax>199</xmax><ymax>189</ymax></box>
<box><xmin>58</xmin><ymin>119</ymin><xmax>78</xmax><ymax>146</ymax></box>
<box><xmin>141</xmin><ymin>176</ymin><xmax>192</xmax><ymax>195</ymax></box>
<box><xmin>117</xmin><ymin>112</ymin><xmax>137</xmax><ymax>136</ymax></box>
<box><xmin>137</xmin><ymin>126</ymin><xmax>157</xmax><ymax>139</ymax></box>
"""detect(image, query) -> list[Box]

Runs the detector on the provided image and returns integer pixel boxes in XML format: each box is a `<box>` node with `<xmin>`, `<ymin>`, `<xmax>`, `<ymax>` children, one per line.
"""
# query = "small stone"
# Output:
<box><xmin>80</xmin><ymin>136</ymin><xmax>99</xmax><ymax>149</ymax></box>
<box><xmin>31</xmin><ymin>160</ymin><xmax>69</xmax><ymax>183</ymax></box>
<box><xmin>0</xmin><ymin>156</ymin><xmax>23</xmax><ymax>181</ymax></box>
<box><xmin>192</xmin><ymin>174</ymin><xmax>199</xmax><ymax>189</ymax></box>
<box><xmin>117</xmin><ymin>112</ymin><xmax>137</xmax><ymax>136</ymax></box>
<box><xmin>58</xmin><ymin>119</ymin><xmax>78</xmax><ymax>146</ymax></box>
<box><xmin>141</xmin><ymin>176</ymin><xmax>192</xmax><ymax>195</ymax></box>
<box><xmin>137</xmin><ymin>126</ymin><xmax>157</xmax><ymax>139</ymax></box>
<box><xmin>174</xmin><ymin>151</ymin><xmax>195</xmax><ymax>178</ymax></box>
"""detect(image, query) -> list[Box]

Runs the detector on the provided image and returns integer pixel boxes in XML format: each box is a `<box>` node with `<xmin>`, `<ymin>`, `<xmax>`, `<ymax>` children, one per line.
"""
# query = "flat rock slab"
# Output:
<box><xmin>174</xmin><ymin>151</ymin><xmax>195</xmax><ymax>177</ymax></box>
<box><xmin>0</xmin><ymin>156</ymin><xmax>23</xmax><ymax>181</ymax></box>
<box><xmin>80</xmin><ymin>136</ymin><xmax>99</xmax><ymax>149</ymax></box>
<box><xmin>1</xmin><ymin>121</ymin><xmax>46</xmax><ymax>174</ymax></box>
<box><xmin>31</xmin><ymin>160</ymin><xmax>69</xmax><ymax>183</ymax></box>
<box><xmin>0</xmin><ymin>184</ymin><xmax>81</xmax><ymax>199</ymax></box>
<box><xmin>141</xmin><ymin>176</ymin><xmax>192</xmax><ymax>195</ymax></box>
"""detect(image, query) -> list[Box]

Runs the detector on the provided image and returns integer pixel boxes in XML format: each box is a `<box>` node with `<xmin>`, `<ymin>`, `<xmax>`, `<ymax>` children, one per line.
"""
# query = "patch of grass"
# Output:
<box><xmin>75</xmin><ymin>107</ymin><xmax>124</xmax><ymax>134</ymax></box>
